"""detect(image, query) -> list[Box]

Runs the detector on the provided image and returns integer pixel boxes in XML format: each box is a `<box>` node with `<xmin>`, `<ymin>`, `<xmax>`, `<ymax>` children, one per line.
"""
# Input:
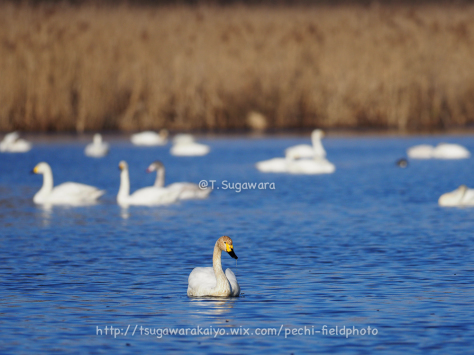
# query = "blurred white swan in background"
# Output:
<box><xmin>256</xmin><ymin>129</ymin><xmax>335</xmax><ymax>174</ymax></box>
<box><xmin>130</xmin><ymin>129</ymin><xmax>168</xmax><ymax>146</ymax></box>
<box><xmin>0</xmin><ymin>131</ymin><xmax>32</xmax><ymax>153</ymax></box>
<box><xmin>32</xmin><ymin>162</ymin><xmax>104</xmax><ymax>205</ymax></box>
<box><xmin>85</xmin><ymin>133</ymin><xmax>109</xmax><ymax>158</ymax></box>
<box><xmin>439</xmin><ymin>185</ymin><xmax>474</xmax><ymax>207</ymax></box>
<box><xmin>117</xmin><ymin>160</ymin><xmax>180</xmax><ymax>206</ymax></box>
<box><xmin>432</xmin><ymin>144</ymin><xmax>470</xmax><ymax>159</ymax></box>
<box><xmin>408</xmin><ymin>143</ymin><xmax>470</xmax><ymax>159</ymax></box>
<box><xmin>170</xmin><ymin>134</ymin><xmax>210</xmax><ymax>156</ymax></box>
<box><xmin>285</xmin><ymin>129</ymin><xmax>326</xmax><ymax>159</ymax></box>
<box><xmin>287</xmin><ymin>157</ymin><xmax>336</xmax><ymax>174</ymax></box>
<box><xmin>187</xmin><ymin>236</ymin><xmax>240</xmax><ymax>297</ymax></box>
<box><xmin>255</xmin><ymin>156</ymin><xmax>293</xmax><ymax>173</ymax></box>
<box><xmin>147</xmin><ymin>161</ymin><xmax>212</xmax><ymax>200</ymax></box>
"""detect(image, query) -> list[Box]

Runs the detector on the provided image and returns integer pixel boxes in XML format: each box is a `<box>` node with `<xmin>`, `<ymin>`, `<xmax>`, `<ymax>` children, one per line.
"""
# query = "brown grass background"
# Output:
<box><xmin>0</xmin><ymin>2</ymin><xmax>474</xmax><ymax>132</ymax></box>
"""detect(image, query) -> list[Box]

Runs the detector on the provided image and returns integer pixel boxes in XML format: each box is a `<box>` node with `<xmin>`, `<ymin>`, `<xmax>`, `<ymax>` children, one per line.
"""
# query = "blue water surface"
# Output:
<box><xmin>1</xmin><ymin>134</ymin><xmax>473</xmax><ymax>354</ymax></box>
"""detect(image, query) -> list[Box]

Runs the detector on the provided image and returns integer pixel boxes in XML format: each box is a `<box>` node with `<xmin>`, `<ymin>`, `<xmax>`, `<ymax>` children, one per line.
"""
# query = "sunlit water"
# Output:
<box><xmin>1</xmin><ymin>135</ymin><xmax>473</xmax><ymax>354</ymax></box>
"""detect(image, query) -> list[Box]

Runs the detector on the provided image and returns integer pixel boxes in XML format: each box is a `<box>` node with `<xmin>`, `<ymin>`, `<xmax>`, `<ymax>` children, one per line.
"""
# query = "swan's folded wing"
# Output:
<box><xmin>168</xmin><ymin>183</ymin><xmax>211</xmax><ymax>199</ymax></box>
<box><xmin>225</xmin><ymin>268</ymin><xmax>240</xmax><ymax>297</ymax></box>
<box><xmin>52</xmin><ymin>182</ymin><xmax>104</xmax><ymax>202</ymax></box>
<box><xmin>130</xmin><ymin>186</ymin><xmax>180</xmax><ymax>204</ymax></box>
<box><xmin>188</xmin><ymin>267</ymin><xmax>217</xmax><ymax>293</ymax></box>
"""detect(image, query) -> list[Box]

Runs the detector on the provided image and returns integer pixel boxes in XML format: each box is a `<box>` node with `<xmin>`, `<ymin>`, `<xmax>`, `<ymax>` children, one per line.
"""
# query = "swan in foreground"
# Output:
<box><xmin>170</xmin><ymin>134</ymin><xmax>210</xmax><ymax>156</ymax></box>
<box><xmin>146</xmin><ymin>161</ymin><xmax>212</xmax><ymax>199</ymax></box>
<box><xmin>32</xmin><ymin>162</ymin><xmax>105</xmax><ymax>205</ymax></box>
<box><xmin>117</xmin><ymin>161</ymin><xmax>180</xmax><ymax>206</ymax></box>
<box><xmin>84</xmin><ymin>133</ymin><xmax>109</xmax><ymax>158</ymax></box>
<box><xmin>285</xmin><ymin>129</ymin><xmax>326</xmax><ymax>159</ymax></box>
<box><xmin>438</xmin><ymin>185</ymin><xmax>474</xmax><ymax>206</ymax></box>
<box><xmin>0</xmin><ymin>131</ymin><xmax>32</xmax><ymax>153</ymax></box>
<box><xmin>408</xmin><ymin>143</ymin><xmax>470</xmax><ymax>159</ymax></box>
<box><xmin>187</xmin><ymin>236</ymin><xmax>240</xmax><ymax>297</ymax></box>
<box><xmin>130</xmin><ymin>129</ymin><xmax>168</xmax><ymax>146</ymax></box>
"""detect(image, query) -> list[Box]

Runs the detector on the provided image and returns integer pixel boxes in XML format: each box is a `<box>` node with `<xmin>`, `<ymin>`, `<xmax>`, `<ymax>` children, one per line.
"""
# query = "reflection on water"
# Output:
<box><xmin>190</xmin><ymin>298</ymin><xmax>236</xmax><ymax>318</ymax></box>
<box><xmin>1</xmin><ymin>136</ymin><xmax>474</xmax><ymax>354</ymax></box>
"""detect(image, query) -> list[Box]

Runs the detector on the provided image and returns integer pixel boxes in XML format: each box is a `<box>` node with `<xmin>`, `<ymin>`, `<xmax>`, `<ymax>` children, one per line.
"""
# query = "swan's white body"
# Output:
<box><xmin>0</xmin><ymin>132</ymin><xmax>32</xmax><ymax>153</ymax></box>
<box><xmin>117</xmin><ymin>161</ymin><xmax>180</xmax><ymax>206</ymax></box>
<box><xmin>432</xmin><ymin>144</ymin><xmax>470</xmax><ymax>159</ymax></box>
<box><xmin>32</xmin><ymin>162</ymin><xmax>104</xmax><ymax>205</ymax></box>
<box><xmin>130</xmin><ymin>130</ymin><xmax>168</xmax><ymax>146</ymax></box>
<box><xmin>255</xmin><ymin>157</ymin><xmax>290</xmax><ymax>173</ymax></box>
<box><xmin>408</xmin><ymin>143</ymin><xmax>470</xmax><ymax>159</ymax></box>
<box><xmin>285</xmin><ymin>129</ymin><xmax>327</xmax><ymax>159</ymax></box>
<box><xmin>287</xmin><ymin>158</ymin><xmax>336</xmax><ymax>174</ymax></box>
<box><xmin>439</xmin><ymin>185</ymin><xmax>474</xmax><ymax>207</ymax></box>
<box><xmin>187</xmin><ymin>236</ymin><xmax>240</xmax><ymax>297</ymax></box>
<box><xmin>147</xmin><ymin>161</ymin><xmax>212</xmax><ymax>200</ymax></box>
<box><xmin>170</xmin><ymin>135</ymin><xmax>210</xmax><ymax>156</ymax></box>
<box><xmin>407</xmin><ymin>144</ymin><xmax>433</xmax><ymax>159</ymax></box>
<box><xmin>84</xmin><ymin>134</ymin><xmax>109</xmax><ymax>158</ymax></box>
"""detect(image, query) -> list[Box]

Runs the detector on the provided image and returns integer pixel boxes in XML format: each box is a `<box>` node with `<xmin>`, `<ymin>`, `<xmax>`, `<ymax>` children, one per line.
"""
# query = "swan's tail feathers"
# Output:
<box><xmin>91</xmin><ymin>189</ymin><xmax>106</xmax><ymax>201</ymax></box>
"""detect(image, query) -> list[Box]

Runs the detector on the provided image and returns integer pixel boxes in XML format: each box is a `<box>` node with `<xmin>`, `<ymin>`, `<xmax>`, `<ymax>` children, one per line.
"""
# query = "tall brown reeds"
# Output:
<box><xmin>0</xmin><ymin>2</ymin><xmax>474</xmax><ymax>132</ymax></box>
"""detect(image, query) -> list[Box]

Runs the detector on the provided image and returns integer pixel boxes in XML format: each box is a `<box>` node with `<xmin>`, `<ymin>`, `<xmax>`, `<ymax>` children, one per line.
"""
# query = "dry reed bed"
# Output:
<box><xmin>0</xmin><ymin>3</ymin><xmax>474</xmax><ymax>132</ymax></box>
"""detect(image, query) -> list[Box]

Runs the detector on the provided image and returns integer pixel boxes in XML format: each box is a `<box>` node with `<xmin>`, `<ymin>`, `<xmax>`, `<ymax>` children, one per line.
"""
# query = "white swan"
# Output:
<box><xmin>32</xmin><ymin>162</ymin><xmax>105</xmax><ymax>205</ymax></box>
<box><xmin>146</xmin><ymin>161</ymin><xmax>212</xmax><ymax>200</ymax></box>
<box><xmin>256</xmin><ymin>156</ymin><xmax>293</xmax><ymax>173</ymax></box>
<box><xmin>84</xmin><ymin>133</ymin><xmax>109</xmax><ymax>158</ymax></box>
<box><xmin>187</xmin><ymin>236</ymin><xmax>240</xmax><ymax>297</ymax></box>
<box><xmin>0</xmin><ymin>131</ymin><xmax>32</xmax><ymax>153</ymax></box>
<box><xmin>117</xmin><ymin>160</ymin><xmax>180</xmax><ymax>206</ymax></box>
<box><xmin>130</xmin><ymin>129</ymin><xmax>168</xmax><ymax>146</ymax></box>
<box><xmin>287</xmin><ymin>157</ymin><xmax>336</xmax><ymax>174</ymax></box>
<box><xmin>285</xmin><ymin>129</ymin><xmax>326</xmax><ymax>159</ymax></box>
<box><xmin>407</xmin><ymin>143</ymin><xmax>470</xmax><ymax>159</ymax></box>
<box><xmin>438</xmin><ymin>185</ymin><xmax>474</xmax><ymax>206</ymax></box>
<box><xmin>170</xmin><ymin>134</ymin><xmax>210</xmax><ymax>156</ymax></box>
<box><xmin>432</xmin><ymin>143</ymin><xmax>470</xmax><ymax>159</ymax></box>
<box><xmin>407</xmin><ymin>144</ymin><xmax>434</xmax><ymax>159</ymax></box>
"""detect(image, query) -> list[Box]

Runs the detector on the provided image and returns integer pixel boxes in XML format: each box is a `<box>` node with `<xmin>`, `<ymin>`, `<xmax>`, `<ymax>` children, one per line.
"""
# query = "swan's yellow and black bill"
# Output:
<box><xmin>226</xmin><ymin>243</ymin><xmax>238</xmax><ymax>259</ymax></box>
<box><xmin>31</xmin><ymin>166</ymin><xmax>39</xmax><ymax>174</ymax></box>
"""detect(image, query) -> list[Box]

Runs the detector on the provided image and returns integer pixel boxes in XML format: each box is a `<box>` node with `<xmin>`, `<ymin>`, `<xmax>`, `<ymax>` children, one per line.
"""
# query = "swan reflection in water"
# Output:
<box><xmin>188</xmin><ymin>297</ymin><xmax>237</xmax><ymax>320</ymax></box>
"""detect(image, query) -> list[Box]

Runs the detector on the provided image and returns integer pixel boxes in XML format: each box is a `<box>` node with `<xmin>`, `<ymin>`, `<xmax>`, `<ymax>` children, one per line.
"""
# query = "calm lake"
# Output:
<box><xmin>1</xmin><ymin>134</ymin><xmax>473</xmax><ymax>354</ymax></box>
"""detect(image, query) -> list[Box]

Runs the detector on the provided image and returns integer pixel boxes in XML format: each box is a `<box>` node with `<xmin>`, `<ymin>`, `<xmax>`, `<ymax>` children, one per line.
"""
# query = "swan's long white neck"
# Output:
<box><xmin>311</xmin><ymin>131</ymin><xmax>326</xmax><ymax>158</ymax></box>
<box><xmin>154</xmin><ymin>167</ymin><xmax>165</xmax><ymax>188</ymax></box>
<box><xmin>212</xmin><ymin>243</ymin><xmax>231</xmax><ymax>295</ymax></box>
<box><xmin>118</xmin><ymin>168</ymin><xmax>130</xmax><ymax>202</ymax></box>
<box><xmin>93</xmin><ymin>134</ymin><xmax>102</xmax><ymax>145</ymax></box>
<box><xmin>38</xmin><ymin>166</ymin><xmax>54</xmax><ymax>196</ymax></box>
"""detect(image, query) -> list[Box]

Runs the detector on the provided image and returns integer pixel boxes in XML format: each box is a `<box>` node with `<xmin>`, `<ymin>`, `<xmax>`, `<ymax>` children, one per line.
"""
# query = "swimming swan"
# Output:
<box><xmin>187</xmin><ymin>236</ymin><xmax>240</xmax><ymax>297</ymax></box>
<box><xmin>432</xmin><ymin>144</ymin><xmax>470</xmax><ymax>159</ymax></box>
<box><xmin>255</xmin><ymin>156</ymin><xmax>293</xmax><ymax>173</ymax></box>
<box><xmin>130</xmin><ymin>129</ymin><xmax>168</xmax><ymax>146</ymax></box>
<box><xmin>146</xmin><ymin>161</ymin><xmax>212</xmax><ymax>200</ymax></box>
<box><xmin>85</xmin><ymin>134</ymin><xmax>109</xmax><ymax>158</ymax></box>
<box><xmin>0</xmin><ymin>131</ymin><xmax>32</xmax><ymax>153</ymax></box>
<box><xmin>287</xmin><ymin>157</ymin><xmax>336</xmax><ymax>174</ymax></box>
<box><xmin>408</xmin><ymin>143</ymin><xmax>470</xmax><ymax>159</ymax></box>
<box><xmin>285</xmin><ymin>129</ymin><xmax>326</xmax><ymax>159</ymax></box>
<box><xmin>438</xmin><ymin>185</ymin><xmax>474</xmax><ymax>206</ymax></box>
<box><xmin>170</xmin><ymin>134</ymin><xmax>210</xmax><ymax>156</ymax></box>
<box><xmin>117</xmin><ymin>160</ymin><xmax>180</xmax><ymax>206</ymax></box>
<box><xmin>32</xmin><ymin>162</ymin><xmax>105</xmax><ymax>205</ymax></box>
